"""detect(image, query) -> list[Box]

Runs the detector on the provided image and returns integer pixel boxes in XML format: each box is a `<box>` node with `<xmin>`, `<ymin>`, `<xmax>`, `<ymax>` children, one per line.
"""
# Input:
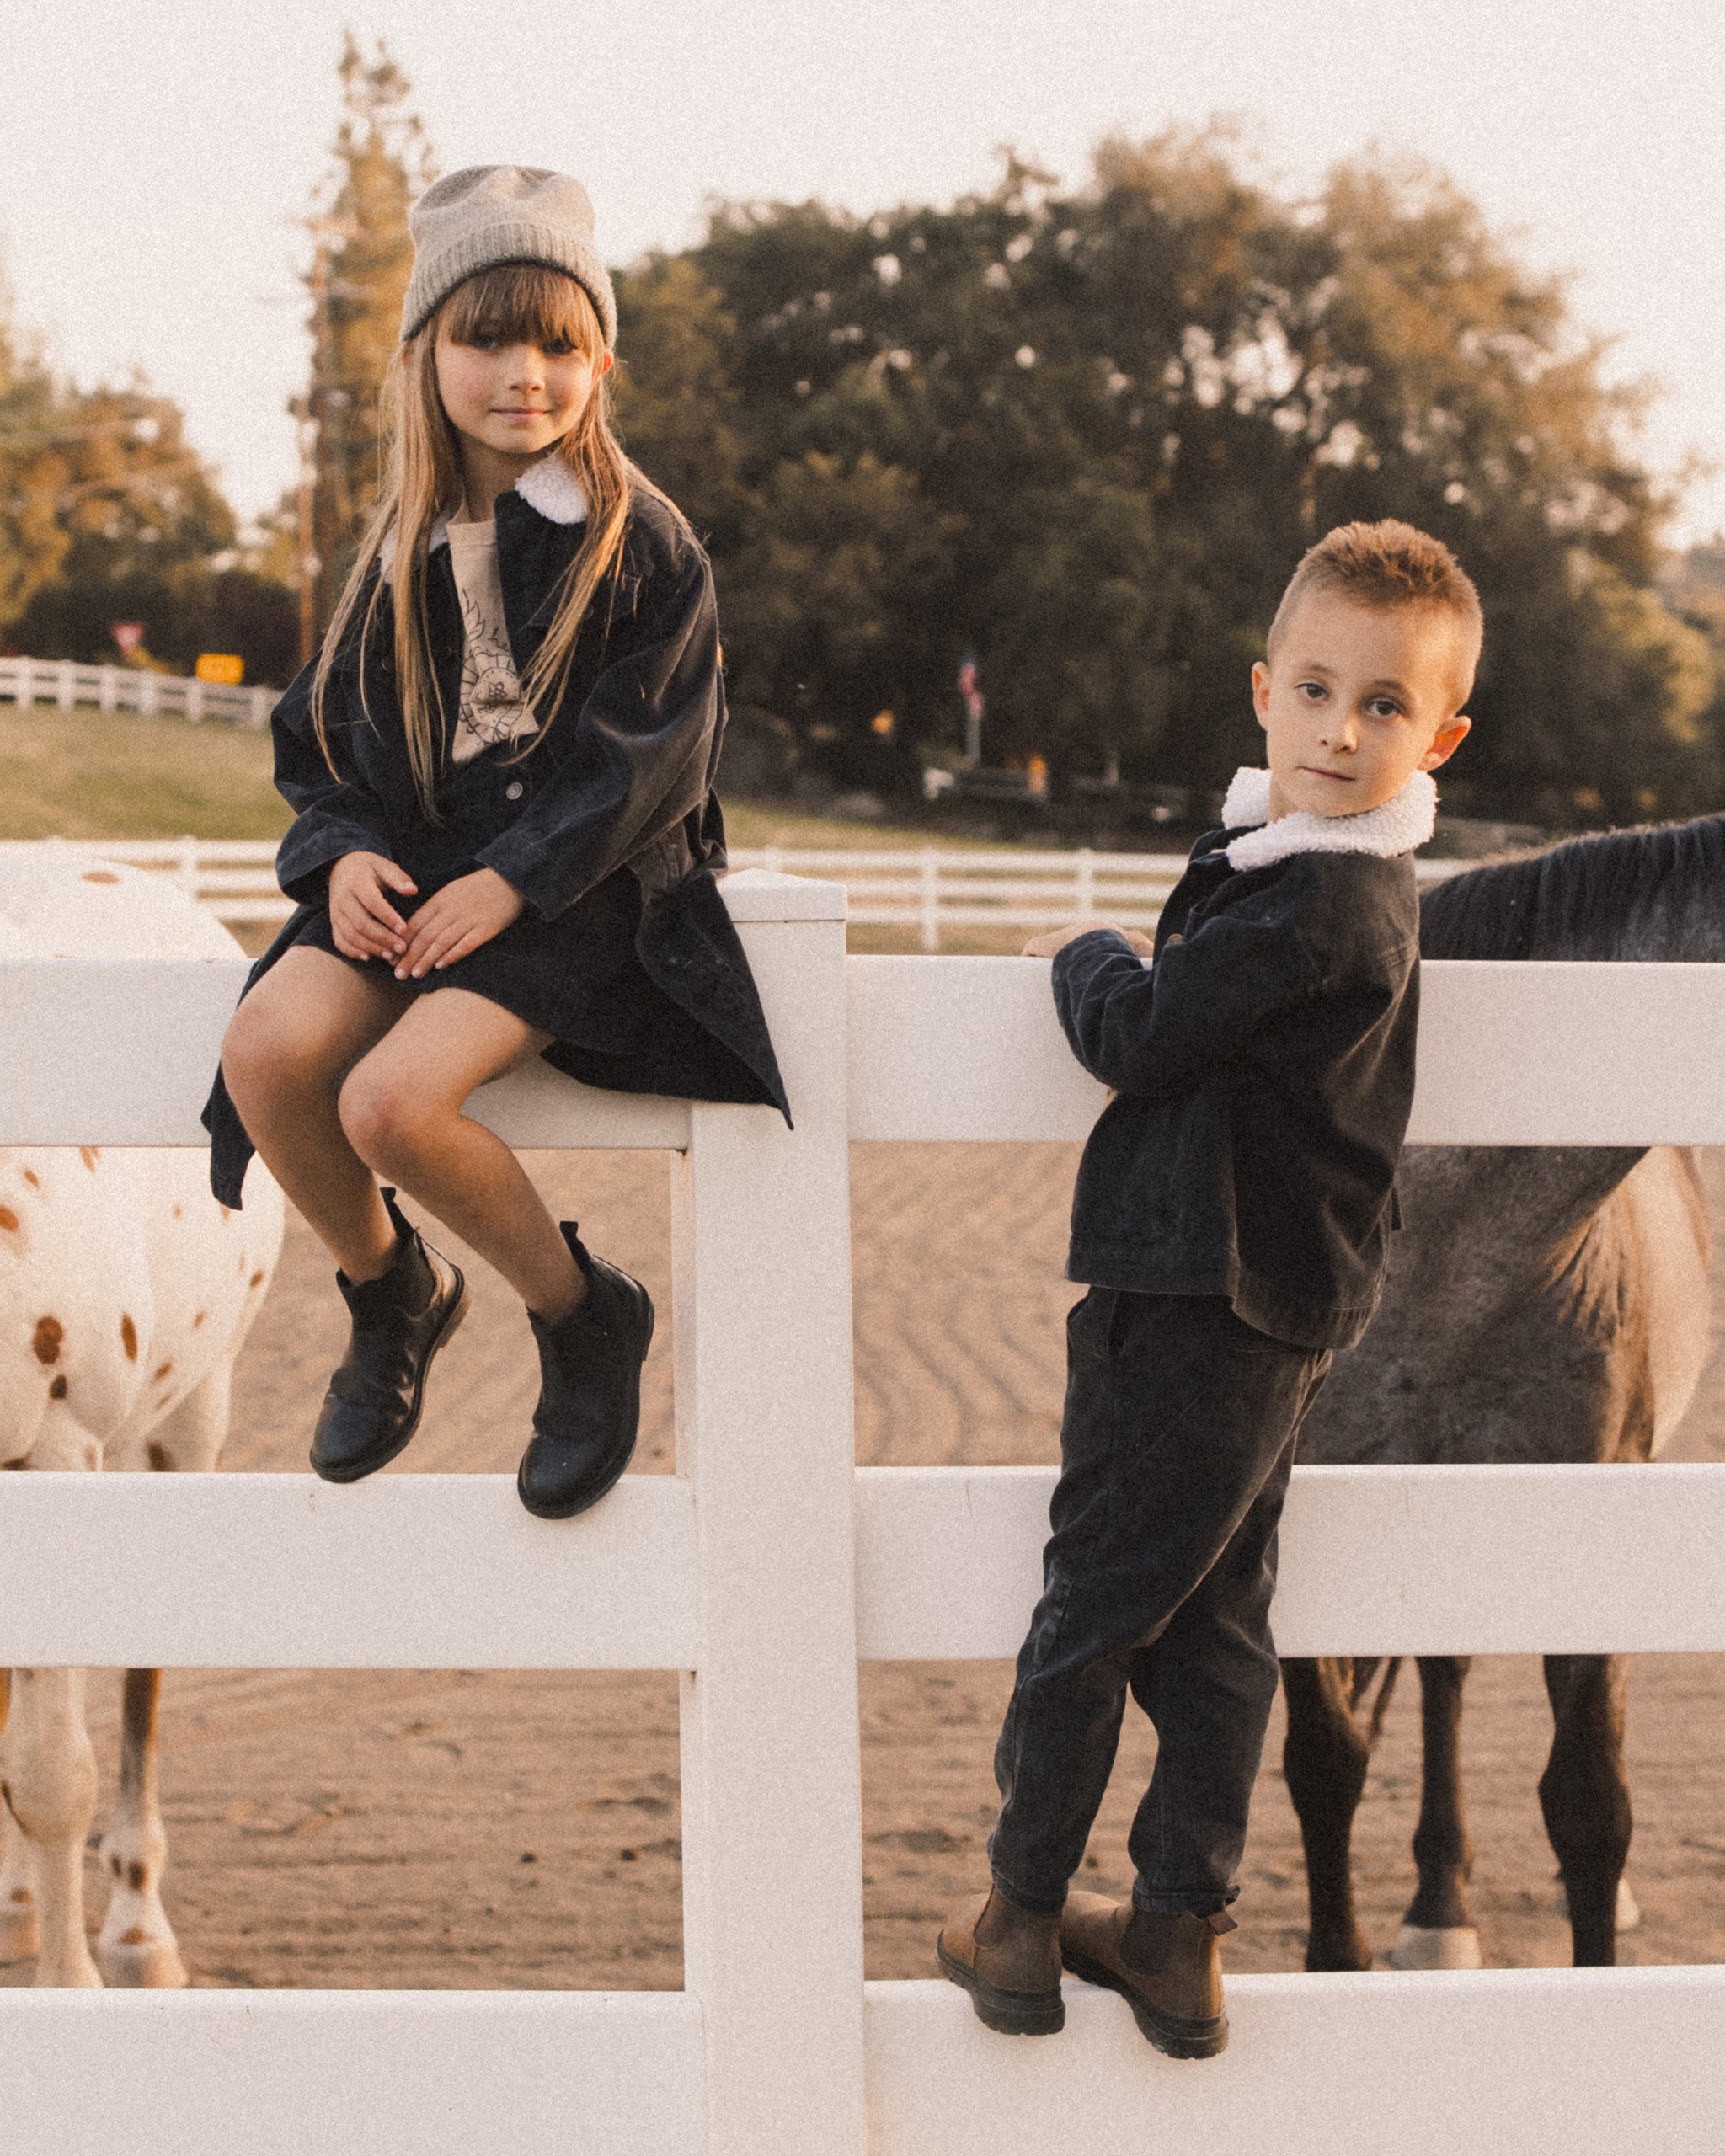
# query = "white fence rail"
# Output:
<box><xmin>16</xmin><ymin>836</ymin><xmax>1466</xmax><ymax>942</ymax></box>
<box><xmin>0</xmin><ymin>654</ymin><xmax>275</xmax><ymax>729</ymax></box>
<box><xmin>2</xmin><ymin>883</ymin><xmax>1724</xmax><ymax>2155</ymax></box>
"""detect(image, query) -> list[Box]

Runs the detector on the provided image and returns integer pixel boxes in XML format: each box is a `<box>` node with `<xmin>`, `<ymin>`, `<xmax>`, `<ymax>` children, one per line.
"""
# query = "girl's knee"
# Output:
<box><xmin>338</xmin><ymin>1060</ymin><xmax>440</xmax><ymax>1173</ymax></box>
<box><xmin>221</xmin><ymin>996</ymin><xmax>302</xmax><ymax>1111</ymax></box>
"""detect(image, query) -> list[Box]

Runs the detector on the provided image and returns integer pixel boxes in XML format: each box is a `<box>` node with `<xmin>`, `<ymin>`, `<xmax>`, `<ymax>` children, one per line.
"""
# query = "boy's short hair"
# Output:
<box><xmin>1268</xmin><ymin>520</ymin><xmax>1483</xmax><ymax>692</ymax></box>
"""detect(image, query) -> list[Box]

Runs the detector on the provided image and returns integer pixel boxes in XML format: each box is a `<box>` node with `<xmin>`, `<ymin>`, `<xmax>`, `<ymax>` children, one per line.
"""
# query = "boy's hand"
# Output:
<box><xmin>393</xmin><ymin>867</ymin><xmax>525</xmax><ymax>979</ymax></box>
<box><xmin>328</xmin><ymin>851</ymin><xmax>417</xmax><ymax>963</ymax></box>
<box><xmin>1021</xmin><ymin>921</ymin><xmax>1156</xmax><ymax>959</ymax></box>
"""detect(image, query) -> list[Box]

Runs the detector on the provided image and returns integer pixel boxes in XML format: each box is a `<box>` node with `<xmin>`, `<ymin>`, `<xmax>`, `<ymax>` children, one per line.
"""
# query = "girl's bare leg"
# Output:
<box><xmin>336</xmin><ymin>987</ymin><xmax>585</xmax><ymax>1321</ymax></box>
<box><xmin>219</xmin><ymin>947</ymin><xmax>415</xmax><ymax>1281</ymax></box>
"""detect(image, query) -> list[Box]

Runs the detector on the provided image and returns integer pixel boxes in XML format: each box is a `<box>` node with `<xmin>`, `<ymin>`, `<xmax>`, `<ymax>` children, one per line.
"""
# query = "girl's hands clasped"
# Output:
<box><xmin>328</xmin><ymin>851</ymin><xmax>418</xmax><ymax>963</ymax></box>
<box><xmin>391</xmin><ymin>867</ymin><xmax>526</xmax><ymax>978</ymax></box>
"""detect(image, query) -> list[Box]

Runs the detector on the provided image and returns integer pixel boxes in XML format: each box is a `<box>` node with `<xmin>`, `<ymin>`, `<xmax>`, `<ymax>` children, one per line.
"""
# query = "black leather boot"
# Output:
<box><xmin>516</xmin><ymin>1223</ymin><xmax>654</xmax><ymax>1519</ymax></box>
<box><xmin>310</xmin><ymin>1188</ymin><xmax>467</xmax><ymax>1483</ymax></box>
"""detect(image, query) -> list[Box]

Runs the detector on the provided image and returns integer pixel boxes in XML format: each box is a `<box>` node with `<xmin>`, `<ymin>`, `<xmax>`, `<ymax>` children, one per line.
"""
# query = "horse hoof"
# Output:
<box><xmin>0</xmin><ymin>1895</ymin><xmax>40</xmax><ymax>1965</ymax></box>
<box><xmin>1552</xmin><ymin>1876</ymin><xmax>1641</xmax><ymax>1932</ymax></box>
<box><xmin>98</xmin><ymin>1935</ymin><xmax>189</xmax><ymax>1988</ymax></box>
<box><xmin>1388</xmin><ymin>1923</ymin><xmax>1482</xmax><ymax>1969</ymax></box>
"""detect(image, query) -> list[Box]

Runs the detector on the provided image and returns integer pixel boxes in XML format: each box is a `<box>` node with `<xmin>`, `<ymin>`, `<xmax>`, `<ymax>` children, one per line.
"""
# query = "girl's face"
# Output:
<box><xmin>434</xmin><ymin>324</ymin><xmax>611</xmax><ymax>467</ymax></box>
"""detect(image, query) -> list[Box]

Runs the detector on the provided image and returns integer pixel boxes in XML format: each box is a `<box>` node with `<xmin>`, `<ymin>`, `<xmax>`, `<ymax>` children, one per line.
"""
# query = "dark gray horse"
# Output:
<box><xmin>1283</xmin><ymin>812</ymin><xmax>1725</xmax><ymax>1972</ymax></box>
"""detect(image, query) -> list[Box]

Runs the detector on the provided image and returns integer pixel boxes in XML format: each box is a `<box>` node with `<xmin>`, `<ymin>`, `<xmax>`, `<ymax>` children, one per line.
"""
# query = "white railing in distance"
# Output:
<box><xmin>10</xmin><ymin>835</ymin><xmax>1467</xmax><ymax>939</ymax></box>
<box><xmin>0</xmin><ymin>654</ymin><xmax>275</xmax><ymax>729</ymax></box>
<box><xmin>3</xmin><ymin>897</ymin><xmax>1723</xmax><ymax>2155</ymax></box>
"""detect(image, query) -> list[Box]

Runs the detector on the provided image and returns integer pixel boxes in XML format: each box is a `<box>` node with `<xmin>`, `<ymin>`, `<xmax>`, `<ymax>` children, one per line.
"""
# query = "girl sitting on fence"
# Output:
<box><xmin>206</xmin><ymin>165</ymin><xmax>786</xmax><ymax>1518</ymax></box>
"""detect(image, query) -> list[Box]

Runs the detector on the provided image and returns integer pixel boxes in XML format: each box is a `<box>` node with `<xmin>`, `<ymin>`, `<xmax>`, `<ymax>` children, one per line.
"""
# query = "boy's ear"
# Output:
<box><xmin>1251</xmin><ymin>659</ymin><xmax>1272</xmax><ymax>730</ymax></box>
<box><xmin>1419</xmin><ymin>714</ymin><xmax>1471</xmax><ymax>772</ymax></box>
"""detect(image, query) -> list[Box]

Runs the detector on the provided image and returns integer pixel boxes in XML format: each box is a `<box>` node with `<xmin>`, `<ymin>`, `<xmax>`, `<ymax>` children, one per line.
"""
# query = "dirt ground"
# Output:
<box><xmin>8</xmin><ymin>1145</ymin><xmax>1724</xmax><ymax>1990</ymax></box>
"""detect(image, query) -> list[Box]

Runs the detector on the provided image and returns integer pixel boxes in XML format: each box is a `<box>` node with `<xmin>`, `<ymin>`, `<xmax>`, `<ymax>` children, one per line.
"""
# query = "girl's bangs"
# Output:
<box><xmin>439</xmin><ymin>262</ymin><xmax>601</xmax><ymax>350</ymax></box>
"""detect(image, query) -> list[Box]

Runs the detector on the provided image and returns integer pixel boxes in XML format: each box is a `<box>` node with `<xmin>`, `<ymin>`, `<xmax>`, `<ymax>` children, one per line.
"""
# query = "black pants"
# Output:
<box><xmin>988</xmin><ymin>1290</ymin><xmax>1329</xmax><ymax>1919</ymax></box>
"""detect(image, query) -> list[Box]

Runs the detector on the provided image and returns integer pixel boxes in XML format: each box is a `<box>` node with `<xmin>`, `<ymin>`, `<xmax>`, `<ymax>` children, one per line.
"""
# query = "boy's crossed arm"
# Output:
<box><xmin>1025</xmin><ymin>915</ymin><xmax>1319</xmax><ymax>1102</ymax></box>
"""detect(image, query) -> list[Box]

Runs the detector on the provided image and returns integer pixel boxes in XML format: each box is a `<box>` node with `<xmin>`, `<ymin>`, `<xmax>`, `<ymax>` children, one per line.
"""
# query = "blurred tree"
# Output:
<box><xmin>302</xmin><ymin>33</ymin><xmax>435</xmax><ymax>639</ymax></box>
<box><xmin>613</xmin><ymin>131</ymin><xmax>1714</xmax><ymax>820</ymax></box>
<box><xmin>0</xmin><ymin>286</ymin><xmax>71</xmax><ymax>628</ymax></box>
<box><xmin>611</xmin><ymin>254</ymin><xmax>750</xmax><ymax>550</ymax></box>
<box><xmin>0</xmin><ymin>274</ymin><xmax>299</xmax><ymax>677</ymax></box>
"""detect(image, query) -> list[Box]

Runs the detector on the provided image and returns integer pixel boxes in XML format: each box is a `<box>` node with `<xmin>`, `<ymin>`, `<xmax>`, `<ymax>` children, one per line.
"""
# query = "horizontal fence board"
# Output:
<box><xmin>6</xmin><ymin>1462</ymin><xmax>1722</xmax><ymax>1669</ymax></box>
<box><xmin>0</xmin><ymin>1473</ymin><xmax>698</xmax><ymax>1668</ymax></box>
<box><xmin>8</xmin><ymin>954</ymin><xmax>1725</xmax><ymax>1151</ymax></box>
<box><xmin>0</xmin><ymin>960</ymin><xmax>693</xmax><ymax>1150</ymax></box>
<box><xmin>854</xmin><ymin>1463</ymin><xmax>1725</xmax><ymax>1657</ymax></box>
<box><xmin>865</xmin><ymin>1969</ymin><xmax>1725</xmax><ymax>2156</ymax></box>
<box><xmin>6</xmin><ymin>1990</ymin><xmax>703</xmax><ymax>2156</ymax></box>
<box><xmin>1412</xmin><ymin>960</ymin><xmax>1725</xmax><ymax>1143</ymax></box>
<box><xmin>847</xmin><ymin>956</ymin><xmax>1725</xmax><ymax>1145</ymax></box>
<box><xmin>848</xmin><ymin>957</ymin><xmax>1104</xmax><ymax>1141</ymax></box>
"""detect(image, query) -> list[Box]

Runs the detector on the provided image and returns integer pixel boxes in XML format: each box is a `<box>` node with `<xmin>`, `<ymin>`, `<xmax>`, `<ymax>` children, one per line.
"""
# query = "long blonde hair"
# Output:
<box><xmin>312</xmin><ymin>263</ymin><xmax>630</xmax><ymax>815</ymax></box>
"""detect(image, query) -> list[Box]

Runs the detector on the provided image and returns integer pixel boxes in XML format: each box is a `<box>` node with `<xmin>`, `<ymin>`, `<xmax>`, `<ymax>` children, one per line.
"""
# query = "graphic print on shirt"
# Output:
<box><xmin>455</xmin><ymin>577</ymin><xmax>537</xmax><ymax>754</ymax></box>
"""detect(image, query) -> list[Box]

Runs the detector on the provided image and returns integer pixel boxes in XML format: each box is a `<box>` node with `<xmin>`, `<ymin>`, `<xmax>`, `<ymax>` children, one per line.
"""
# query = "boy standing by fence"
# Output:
<box><xmin>938</xmin><ymin>520</ymin><xmax>1479</xmax><ymax>2057</ymax></box>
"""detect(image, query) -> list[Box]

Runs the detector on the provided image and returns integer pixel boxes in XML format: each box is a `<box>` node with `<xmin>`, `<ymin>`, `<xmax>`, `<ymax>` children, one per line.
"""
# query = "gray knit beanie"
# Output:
<box><xmin>399</xmin><ymin>165</ymin><xmax>617</xmax><ymax>348</ymax></box>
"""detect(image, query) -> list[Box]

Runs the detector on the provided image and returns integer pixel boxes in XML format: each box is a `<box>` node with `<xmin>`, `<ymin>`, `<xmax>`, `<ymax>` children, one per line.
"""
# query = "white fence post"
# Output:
<box><xmin>56</xmin><ymin>659</ymin><xmax>74</xmax><ymax>712</ymax></box>
<box><xmin>671</xmin><ymin>869</ymin><xmax>866</xmax><ymax>2156</ymax></box>
<box><xmin>918</xmin><ymin>848</ymin><xmax>940</xmax><ymax>953</ymax></box>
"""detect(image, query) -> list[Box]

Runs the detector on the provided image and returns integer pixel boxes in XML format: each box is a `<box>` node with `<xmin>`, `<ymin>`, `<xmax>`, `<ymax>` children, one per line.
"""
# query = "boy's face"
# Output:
<box><xmin>1252</xmin><ymin>591</ymin><xmax>1473</xmax><ymax>822</ymax></box>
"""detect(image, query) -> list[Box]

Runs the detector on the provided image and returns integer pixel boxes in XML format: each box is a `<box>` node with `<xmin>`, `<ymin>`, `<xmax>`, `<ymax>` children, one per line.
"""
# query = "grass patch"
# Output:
<box><xmin>724</xmin><ymin>802</ymin><xmax>1001</xmax><ymax>852</ymax></box>
<box><xmin>0</xmin><ymin>703</ymin><xmax>1059</xmax><ymax>954</ymax></box>
<box><xmin>0</xmin><ymin>702</ymin><xmax>1003</xmax><ymax>853</ymax></box>
<box><xmin>0</xmin><ymin>705</ymin><xmax>290</xmax><ymax>841</ymax></box>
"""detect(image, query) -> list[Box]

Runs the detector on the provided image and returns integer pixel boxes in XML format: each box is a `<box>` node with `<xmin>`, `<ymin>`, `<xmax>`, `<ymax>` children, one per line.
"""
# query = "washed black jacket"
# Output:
<box><xmin>1055</xmin><ymin>829</ymin><xmax>1420</xmax><ymax>1351</ymax></box>
<box><xmin>203</xmin><ymin>476</ymin><xmax>786</xmax><ymax>1206</ymax></box>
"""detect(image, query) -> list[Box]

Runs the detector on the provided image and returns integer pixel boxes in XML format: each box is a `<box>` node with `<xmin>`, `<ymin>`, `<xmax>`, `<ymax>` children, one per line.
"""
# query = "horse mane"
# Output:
<box><xmin>1419</xmin><ymin>812</ymin><xmax>1725</xmax><ymax>962</ymax></box>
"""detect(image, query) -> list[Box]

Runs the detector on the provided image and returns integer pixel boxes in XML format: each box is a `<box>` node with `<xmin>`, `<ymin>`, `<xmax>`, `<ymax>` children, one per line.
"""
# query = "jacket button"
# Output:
<box><xmin>505</xmin><ymin>781</ymin><xmax>525</xmax><ymax>802</ymax></box>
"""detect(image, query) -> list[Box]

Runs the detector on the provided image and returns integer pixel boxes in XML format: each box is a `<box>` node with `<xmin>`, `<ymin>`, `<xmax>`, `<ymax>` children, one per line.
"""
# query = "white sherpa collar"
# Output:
<box><xmin>1220</xmin><ymin>766</ymin><xmax>1437</xmax><ymax>871</ymax></box>
<box><xmin>376</xmin><ymin>460</ymin><xmax>588</xmax><ymax>582</ymax></box>
<box><xmin>514</xmin><ymin>456</ymin><xmax>589</xmax><ymax>525</ymax></box>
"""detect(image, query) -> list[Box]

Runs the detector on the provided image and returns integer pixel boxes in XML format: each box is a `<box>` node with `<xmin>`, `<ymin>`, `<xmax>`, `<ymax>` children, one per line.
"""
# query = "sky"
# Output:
<box><xmin>5</xmin><ymin>0</ymin><xmax>1724</xmax><ymax>543</ymax></box>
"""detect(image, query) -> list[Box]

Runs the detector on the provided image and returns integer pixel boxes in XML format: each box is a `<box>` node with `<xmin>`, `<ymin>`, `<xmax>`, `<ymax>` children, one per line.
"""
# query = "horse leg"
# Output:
<box><xmin>1540</xmin><ymin>1653</ymin><xmax>1632</xmax><ymax>1967</ymax></box>
<box><xmin>1281</xmin><ymin>1657</ymin><xmax>1375</xmax><ymax>1972</ymax></box>
<box><xmin>95</xmin><ymin>1369</ymin><xmax>230</xmax><ymax>1988</ymax></box>
<box><xmin>0</xmin><ymin>1672</ymin><xmax>42</xmax><ymax>1963</ymax></box>
<box><xmin>1390</xmin><ymin>1656</ymin><xmax>1482</xmax><ymax>1969</ymax></box>
<box><xmin>0</xmin><ymin>1666</ymin><xmax>100</xmax><ymax>1986</ymax></box>
<box><xmin>93</xmin><ymin>1671</ymin><xmax>184</xmax><ymax>1988</ymax></box>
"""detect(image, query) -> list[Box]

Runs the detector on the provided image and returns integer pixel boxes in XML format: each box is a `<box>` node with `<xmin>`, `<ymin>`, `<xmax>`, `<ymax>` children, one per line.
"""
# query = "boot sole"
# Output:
<box><xmin>1060</xmin><ymin>1944</ymin><xmax>1227</xmax><ymax>2058</ymax></box>
<box><xmin>937</xmin><ymin>1932</ymin><xmax>1065</xmax><ymax>2036</ymax></box>
<box><xmin>516</xmin><ymin>1290</ymin><xmax>655</xmax><ymax>1521</ymax></box>
<box><xmin>310</xmin><ymin>1275</ymin><xmax>469</xmax><ymax>1485</ymax></box>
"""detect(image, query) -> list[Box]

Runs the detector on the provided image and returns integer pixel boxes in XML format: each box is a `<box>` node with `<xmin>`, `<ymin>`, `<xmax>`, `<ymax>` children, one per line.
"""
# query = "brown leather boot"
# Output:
<box><xmin>937</xmin><ymin>1885</ymin><xmax>1065</xmax><ymax>2035</ymax></box>
<box><xmin>1060</xmin><ymin>1892</ymin><xmax>1234</xmax><ymax>2057</ymax></box>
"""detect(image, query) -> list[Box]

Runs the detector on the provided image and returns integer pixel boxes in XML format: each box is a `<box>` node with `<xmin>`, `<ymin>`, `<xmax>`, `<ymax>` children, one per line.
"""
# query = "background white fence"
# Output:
<box><xmin>11</xmin><ymin>835</ymin><xmax>1466</xmax><ymax>942</ymax></box>
<box><xmin>0</xmin><ymin>654</ymin><xmax>275</xmax><ymax>729</ymax></box>
<box><xmin>2</xmin><ymin>877</ymin><xmax>1724</xmax><ymax>2154</ymax></box>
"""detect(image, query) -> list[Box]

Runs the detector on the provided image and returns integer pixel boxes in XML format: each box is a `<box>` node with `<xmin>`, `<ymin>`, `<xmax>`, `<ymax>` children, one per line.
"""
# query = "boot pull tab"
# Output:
<box><xmin>1205</xmin><ymin>1910</ymin><xmax>1238</xmax><ymax>1937</ymax></box>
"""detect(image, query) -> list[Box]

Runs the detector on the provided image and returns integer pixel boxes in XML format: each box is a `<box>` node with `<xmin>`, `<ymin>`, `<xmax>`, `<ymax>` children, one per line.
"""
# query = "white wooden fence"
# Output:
<box><xmin>16</xmin><ymin>836</ymin><xmax>1466</xmax><ymax>942</ymax></box>
<box><xmin>0</xmin><ymin>655</ymin><xmax>274</xmax><ymax>729</ymax></box>
<box><xmin>2</xmin><ymin>873</ymin><xmax>1724</xmax><ymax>2155</ymax></box>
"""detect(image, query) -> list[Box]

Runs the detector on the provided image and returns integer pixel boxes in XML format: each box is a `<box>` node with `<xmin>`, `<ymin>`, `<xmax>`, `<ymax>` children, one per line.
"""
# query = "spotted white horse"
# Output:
<box><xmin>0</xmin><ymin>843</ymin><xmax>283</xmax><ymax>1986</ymax></box>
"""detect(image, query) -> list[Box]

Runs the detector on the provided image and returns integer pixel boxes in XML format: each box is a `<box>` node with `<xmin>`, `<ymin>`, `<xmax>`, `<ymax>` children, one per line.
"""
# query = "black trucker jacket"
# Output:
<box><xmin>1053</xmin><ymin>826</ymin><xmax>1421</xmax><ymax>1352</ymax></box>
<box><xmin>203</xmin><ymin>473</ymin><xmax>787</xmax><ymax>1207</ymax></box>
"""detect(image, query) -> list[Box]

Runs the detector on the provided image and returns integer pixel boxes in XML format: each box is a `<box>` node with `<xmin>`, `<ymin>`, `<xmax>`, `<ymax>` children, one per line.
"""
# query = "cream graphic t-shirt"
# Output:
<box><xmin>445</xmin><ymin>516</ymin><xmax>539</xmax><ymax>764</ymax></box>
